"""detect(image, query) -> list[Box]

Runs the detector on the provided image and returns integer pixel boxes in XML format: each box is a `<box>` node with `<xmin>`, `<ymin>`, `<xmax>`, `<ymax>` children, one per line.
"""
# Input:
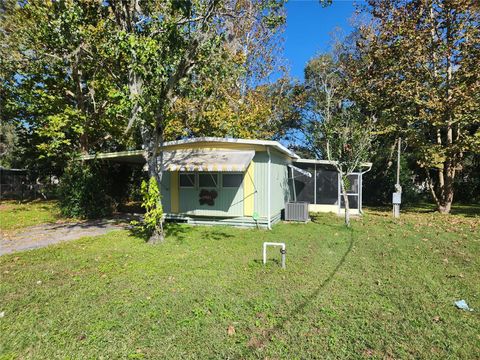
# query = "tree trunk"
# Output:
<box><xmin>427</xmin><ymin>161</ymin><xmax>455</xmax><ymax>214</ymax></box>
<box><xmin>148</xmin><ymin>220</ymin><xmax>165</xmax><ymax>244</ymax></box>
<box><xmin>438</xmin><ymin>202</ymin><xmax>452</xmax><ymax>214</ymax></box>
<box><xmin>340</xmin><ymin>175</ymin><xmax>350</xmax><ymax>227</ymax></box>
<box><xmin>436</xmin><ymin>162</ymin><xmax>455</xmax><ymax>214</ymax></box>
<box><xmin>437</xmin><ymin>4</ymin><xmax>455</xmax><ymax>215</ymax></box>
<box><xmin>143</xmin><ymin>124</ymin><xmax>165</xmax><ymax>244</ymax></box>
<box><xmin>428</xmin><ymin>3</ymin><xmax>455</xmax><ymax>215</ymax></box>
<box><xmin>111</xmin><ymin>0</ymin><xmax>166</xmax><ymax>242</ymax></box>
<box><xmin>72</xmin><ymin>49</ymin><xmax>89</xmax><ymax>154</ymax></box>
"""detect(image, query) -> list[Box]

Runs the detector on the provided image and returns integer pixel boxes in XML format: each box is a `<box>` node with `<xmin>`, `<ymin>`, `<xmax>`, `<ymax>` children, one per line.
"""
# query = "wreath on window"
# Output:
<box><xmin>199</xmin><ymin>189</ymin><xmax>218</xmax><ymax>206</ymax></box>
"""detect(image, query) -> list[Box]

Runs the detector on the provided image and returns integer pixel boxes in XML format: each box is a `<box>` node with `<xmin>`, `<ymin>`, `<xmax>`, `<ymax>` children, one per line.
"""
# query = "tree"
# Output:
<box><xmin>362</xmin><ymin>136</ymin><xmax>420</xmax><ymax>206</ymax></box>
<box><xmin>453</xmin><ymin>153</ymin><xmax>480</xmax><ymax>205</ymax></box>
<box><xmin>2</xmin><ymin>1</ymin><xmax>287</xmax><ymax>241</ymax></box>
<box><xmin>303</xmin><ymin>54</ymin><xmax>375</xmax><ymax>226</ymax></box>
<box><xmin>0</xmin><ymin>122</ymin><xmax>18</xmax><ymax>167</ymax></box>
<box><xmin>1</xmin><ymin>1</ymin><xmax>132</xmax><ymax>176</ymax></box>
<box><xmin>170</xmin><ymin>77</ymin><xmax>303</xmax><ymax>140</ymax></box>
<box><xmin>1</xmin><ymin>1</ymin><xmax>21</xmax><ymax>168</ymax></box>
<box><xmin>344</xmin><ymin>0</ymin><xmax>480</xmax><ymax>213</ymax></box>
<box><xmin>109</xmin><ymin>0</ymin><xmax>286</xmax><ymax>242</ymax></box>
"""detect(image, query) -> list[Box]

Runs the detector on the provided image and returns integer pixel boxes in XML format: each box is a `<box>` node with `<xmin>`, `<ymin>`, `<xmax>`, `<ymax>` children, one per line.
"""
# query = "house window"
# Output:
<box><xmin>179</xmin><ymin>173</ymin><xmax>196</xmax><ymax>188</ymax></box>
<box><xmin>199</xmin><ymin>173</ymin><xmax>218</xmax><ymax>188</ymax></box>
<box><xmin>223</xmin><ymin>173</ymin><xmax>243</xmax><ymax>188</ymax></box>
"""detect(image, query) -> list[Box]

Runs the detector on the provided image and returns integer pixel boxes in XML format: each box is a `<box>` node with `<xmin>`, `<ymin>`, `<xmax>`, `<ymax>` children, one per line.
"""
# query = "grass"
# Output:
<box><xmin>365</xmin><ymin>202</ymin><xmax>480</xmax><ymax>218</ymax></box>
<box><xmin>403</xmin><ymin>202</ymin><xmax>480</xmax><ymax>217</ymax></box>
<box><xmin>0</xmin><ymin>205</ymin><xmax>479</xmax><ymax>359</ymax></box>
<box><xmin>0</xmin><ymin>200</ymin><xmax>62</xmax><ymax>231</ymax></box>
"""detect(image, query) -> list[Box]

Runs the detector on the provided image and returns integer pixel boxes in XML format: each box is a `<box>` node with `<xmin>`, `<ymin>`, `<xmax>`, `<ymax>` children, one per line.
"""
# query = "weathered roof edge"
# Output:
<box><xmin>0</xmin><ymin>166</ymin><xmax>28</xmax><ymax>172</ymax></box>
<box><xmin>162</xmin><ymin>137</ymin><xmax>299</xmax><ymax>159</ymax></box>
<box><xmin>80</xmin><ymin>149</ymin><xmax>145</xmax><ymax>161</ymax></box>
<box><xmin>80</xmin><ymin>137</ymin><xmax>299</xmax><ymax>160</ymax></box>
<box><xmin>79</xmin><ymin>138</ymin><xmax>374</xmax><ymax>167</ymax></box>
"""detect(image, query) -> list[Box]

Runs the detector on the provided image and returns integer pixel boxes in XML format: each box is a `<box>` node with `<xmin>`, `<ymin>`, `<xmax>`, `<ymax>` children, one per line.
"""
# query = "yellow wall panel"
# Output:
<box><xmin>243</xmin><ymin>161</ymin><xmax>255</xmax><ymax>216</ymax></box>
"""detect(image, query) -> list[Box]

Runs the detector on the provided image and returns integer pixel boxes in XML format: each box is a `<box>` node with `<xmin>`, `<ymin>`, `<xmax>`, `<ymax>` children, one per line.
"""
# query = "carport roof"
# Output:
<box><xmin>81</xmin><ymin>150</ymin><xmax>145</xmax><ymax>164</ymax></box>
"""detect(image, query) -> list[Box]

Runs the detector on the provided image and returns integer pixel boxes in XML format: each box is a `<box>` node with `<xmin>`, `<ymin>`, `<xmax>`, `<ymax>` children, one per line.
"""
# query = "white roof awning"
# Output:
<box><xmin>162</xmin><ymin>149</ymin><xmax>255</xmax><ymax>172</ymax></box>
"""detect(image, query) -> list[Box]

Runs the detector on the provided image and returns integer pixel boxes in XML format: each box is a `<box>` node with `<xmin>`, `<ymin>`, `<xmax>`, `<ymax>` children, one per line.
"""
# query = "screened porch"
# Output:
<box><xmin>290</xmin><ymin>161</ymin><xmax>363</xmax><ymax>214</ymax></box>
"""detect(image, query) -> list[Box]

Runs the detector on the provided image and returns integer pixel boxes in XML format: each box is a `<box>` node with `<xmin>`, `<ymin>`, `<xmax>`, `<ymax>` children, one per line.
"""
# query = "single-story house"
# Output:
<box><xmin>82</xmin><ymin>137</ymin><xmax>371</xmax><ymax>228</ymax></box>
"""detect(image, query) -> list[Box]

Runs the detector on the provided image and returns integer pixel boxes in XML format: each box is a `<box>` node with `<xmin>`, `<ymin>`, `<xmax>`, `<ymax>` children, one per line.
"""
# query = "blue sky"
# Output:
<box><xmin>284</xmin><ymin>0</ymin><xmax>360</xmax><ymax>80</ymax></box>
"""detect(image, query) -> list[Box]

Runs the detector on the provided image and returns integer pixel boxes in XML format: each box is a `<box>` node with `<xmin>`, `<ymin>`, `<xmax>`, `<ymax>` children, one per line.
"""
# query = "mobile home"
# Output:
<box><xmin>82</xmin><ymin>137</ymin><xmax>371</xmax><ymax>227</ymax></box>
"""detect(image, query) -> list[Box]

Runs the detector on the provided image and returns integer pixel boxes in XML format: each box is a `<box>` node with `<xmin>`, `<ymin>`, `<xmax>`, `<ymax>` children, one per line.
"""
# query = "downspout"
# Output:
<box><xmin>337</xmin><ymin>171</ymin><xmax>341</xmax><ymax>216</ymax></box>
<box><xmin>291</xmin><ymin>165</ymin><xmax>297</xmax><ymax>202</ymax></box>
<box><xmin>359</xmin><ymin>164</ymin><xmax>373</xmax><ymax>214</ymax></box>
<box><xmin>267</xmin><ymin>146</ymin><xmax>272</xmax><ymax>230</ymax></box>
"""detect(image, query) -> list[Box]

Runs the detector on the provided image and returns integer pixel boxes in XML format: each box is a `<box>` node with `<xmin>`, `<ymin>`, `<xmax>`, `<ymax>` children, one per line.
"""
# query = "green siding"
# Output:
<box><xmin>270</xmin><ymin>151</ymin><xmax>291</xmax><ymax>215</ymax></box>
<box><xmin>253</xmin><ymin>150</ymin><xmax>291</xmax><ymax>219</ymax></box>
<box><xmin>178</xmin><ymin>174</ymin><xmax>244</xmax><ymax>217</ymax></box>
<box><xmin>253</xmin><ymin>152</ymin><xmax>268</xmax><ymax>217</ymax></box>
<box><xmin>162</xmin><ymin>148</ymin><xmax>292</xmax><ymax>223</ymax></box>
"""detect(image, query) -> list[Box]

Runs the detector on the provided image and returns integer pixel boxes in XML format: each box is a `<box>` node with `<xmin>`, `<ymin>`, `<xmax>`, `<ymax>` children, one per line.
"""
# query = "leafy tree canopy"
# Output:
<box><xmin>342</xmin><ymin>0</ymin><xmax>480</xmax><ymax>213</ymax></box>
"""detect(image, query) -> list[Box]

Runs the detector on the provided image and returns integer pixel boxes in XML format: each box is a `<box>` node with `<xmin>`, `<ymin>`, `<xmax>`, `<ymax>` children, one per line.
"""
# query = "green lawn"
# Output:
<box><xmin>0</xmin><ymin>201</ymin><xmax>62</xmax><ymax>231</ymax></box>
<box><xmin>0</xmin><ymin>206</ymin><xmax>479</xmax><ymax>359</ymax></box>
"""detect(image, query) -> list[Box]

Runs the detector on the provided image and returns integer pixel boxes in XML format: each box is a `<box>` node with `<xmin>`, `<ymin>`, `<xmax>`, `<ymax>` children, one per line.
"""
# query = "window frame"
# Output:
<box><xmin>179</xmin><ymin>172</ymin><xmax>196</xmax><ymax>188</ymax></box>
<box><xmin>222</xmin><ymin>172</ymin><xmax>244</xmax><ymax>188</ymax></box>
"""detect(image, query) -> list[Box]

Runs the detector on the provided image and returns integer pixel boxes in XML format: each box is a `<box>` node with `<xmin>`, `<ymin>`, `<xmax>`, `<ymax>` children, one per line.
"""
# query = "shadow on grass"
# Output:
<box><xmin>450</xmin><ymin>204</ymin><xmax>480</xmax><ymax>217</ymax></box>
<box><xmin>129</xmin><ymin>221</ymin><xmax>191</xmax><ymax>243</ymax></box>
<box><xmin>252</xmin><ymin>258</ymin><xmax>282</xmax><ymax>266</ymax></box>
<box><xmin>200</xmin><ymin>228</ymin><xmax>235</xmax><ymax>241</ymax></box>
<box><xmin>404</xmin><ymin>203</ymin><xmax>480</xmax><ymax>217</ymax></box>
<box><xmin>165</xmin><ymin>223</ymin><xmax>190</xmax><ymax>242</ymax></box>
<box><xmin>367</xmin><ymin>203</ymin><xmax>480</xmax><ymax>218</ymax></box>
<box><xmin>238</xmin><ymin>227</ymin><xmax>355</xmax><ymax>357</ymax></box>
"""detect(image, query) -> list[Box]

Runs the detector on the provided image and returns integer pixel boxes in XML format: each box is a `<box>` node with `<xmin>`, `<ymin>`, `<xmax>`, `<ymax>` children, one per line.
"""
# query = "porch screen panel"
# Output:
<box><xmin>293</xmin><ymin>168</ymin><xmax>315</xmax><ymax>203</ymax></box>
<box><xmin>340</xmin><ymin>195</ymin><xmax>359</xmax><ymax>209</ymax></box>
<box><xmin>316</xmin><ymin>168</ymin><xmax>338</xmax><ymax>205</ymax></box>
<box><xmin>346</xmin><ymin>174</ymin><xmax>359</xmax><ymax>194</ymax></box>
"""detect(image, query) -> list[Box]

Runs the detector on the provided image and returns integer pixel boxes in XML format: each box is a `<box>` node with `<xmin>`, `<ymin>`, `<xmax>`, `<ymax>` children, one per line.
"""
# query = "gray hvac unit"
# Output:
<box><xmin>285</xmin><ymin>202</ymin><xmax>309</xmax><ymax>222</ymax></box>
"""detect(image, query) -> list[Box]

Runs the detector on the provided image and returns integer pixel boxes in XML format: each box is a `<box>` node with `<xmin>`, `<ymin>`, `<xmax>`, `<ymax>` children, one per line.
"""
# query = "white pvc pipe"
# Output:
<box><xmin>267</xmin><ymin>146</ymin><xmax>272</xmax><ymax>230</ymax></box>
<box><xmin>263</xmin><ymin>242</ymin><xmax>286</xmax><ymax>269</ymax></box>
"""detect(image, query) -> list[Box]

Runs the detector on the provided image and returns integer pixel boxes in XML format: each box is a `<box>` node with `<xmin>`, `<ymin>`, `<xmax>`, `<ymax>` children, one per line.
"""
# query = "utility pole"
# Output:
<box><xmin>393</xmin><ymin>137</ymin><xmax>402</xmax><ymax>218</ymax></box>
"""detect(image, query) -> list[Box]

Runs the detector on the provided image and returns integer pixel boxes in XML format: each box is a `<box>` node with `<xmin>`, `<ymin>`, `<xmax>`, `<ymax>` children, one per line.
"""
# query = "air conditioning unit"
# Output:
<box><xmin>285</xmin><ymin>202</ymin><xmax>309</xmax><ymax>222</ymax></box>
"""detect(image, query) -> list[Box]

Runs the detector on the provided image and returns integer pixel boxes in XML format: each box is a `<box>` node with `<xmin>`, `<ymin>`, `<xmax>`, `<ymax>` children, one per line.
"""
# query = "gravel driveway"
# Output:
<box><xmin>0</xmin><ymin>217</ymin><xmax>133</xmax><ymax>255</ymax></box>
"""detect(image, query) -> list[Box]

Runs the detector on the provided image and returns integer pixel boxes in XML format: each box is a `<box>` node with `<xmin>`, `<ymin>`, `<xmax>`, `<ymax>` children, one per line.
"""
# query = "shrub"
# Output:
<box><xmin>130</xmin><ymin>177</ymin><xmax>164</xmax><ymax>240</ymax></box>
<box><xmin>141</xmin><ymin>177</ymin><xmax>164</xmax><ymax>234</ymax></box>
<box><xmin>58</xmin><ymin>161</ymin><xmax>113</xmax><ymax>219</ymax></box>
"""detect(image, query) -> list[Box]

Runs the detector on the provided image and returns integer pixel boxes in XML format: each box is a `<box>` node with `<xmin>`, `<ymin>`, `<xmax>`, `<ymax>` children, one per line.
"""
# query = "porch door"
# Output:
<box><xmin>339</xmin><ymin>173</ymin><xmax>361</xmax><ymax>212</ymax></box>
